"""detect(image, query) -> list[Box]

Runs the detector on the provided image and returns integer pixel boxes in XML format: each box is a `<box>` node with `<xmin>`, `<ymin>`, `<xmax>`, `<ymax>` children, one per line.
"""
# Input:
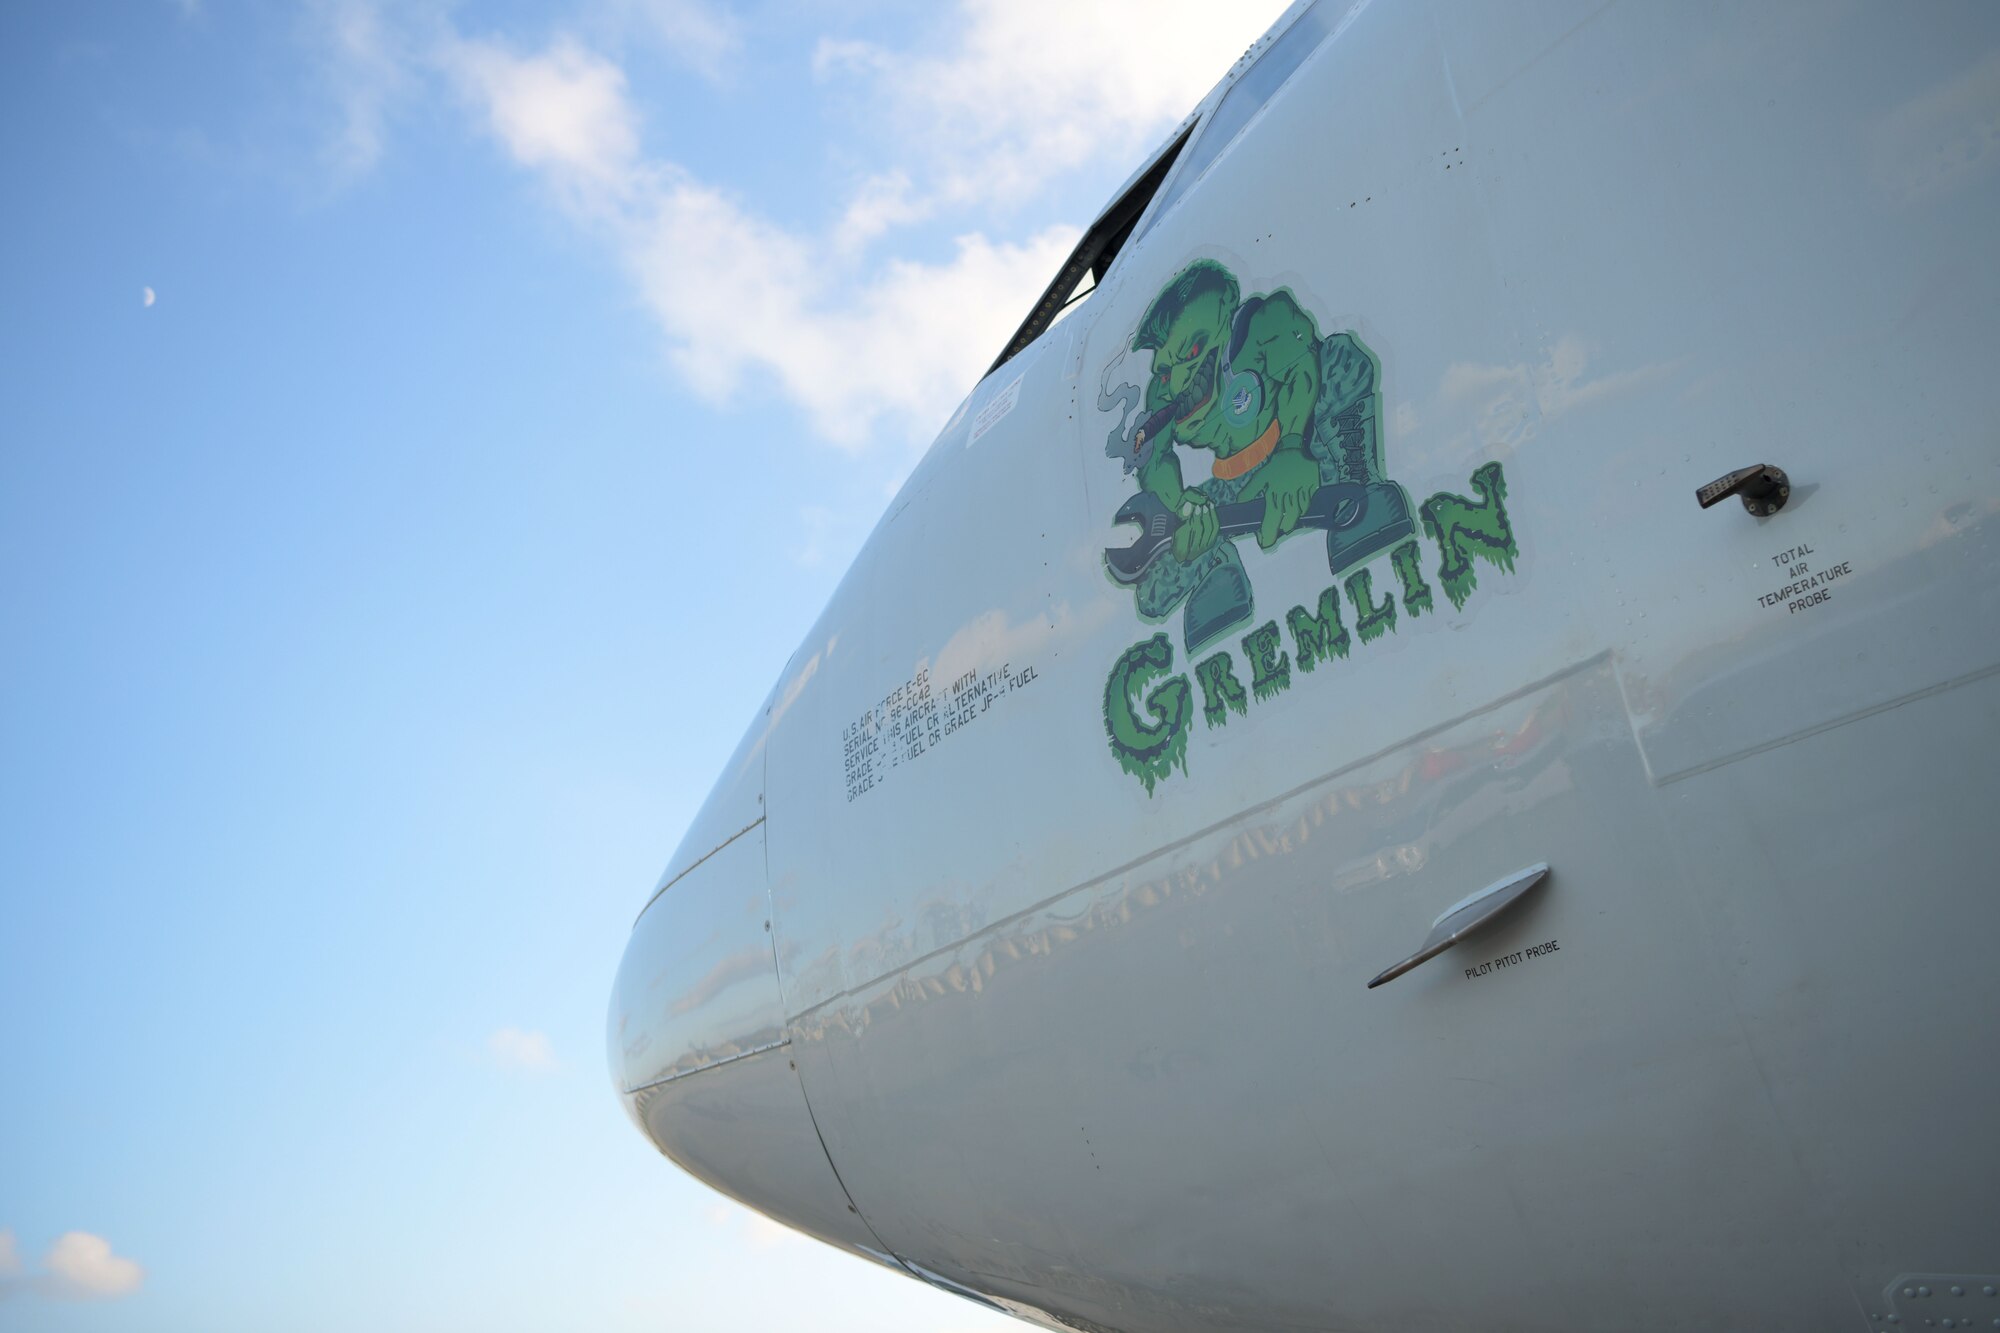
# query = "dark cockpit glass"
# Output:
<box><xmin>984</xmin><ymin>1</ymin><xmax>1340</xmax><ymax>377</ymax></box>
<box><xmin>1134</xmin><ymin>2</ymin><xmax>1341</xmax><ymax>238</ymax></box>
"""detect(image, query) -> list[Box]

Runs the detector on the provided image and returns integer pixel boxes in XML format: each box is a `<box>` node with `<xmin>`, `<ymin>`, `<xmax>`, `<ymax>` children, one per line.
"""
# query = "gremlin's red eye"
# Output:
<box><xmin>1189</xmin><ymin>338</ymin><xmax>1205</xmax><ymax>358</ymax></box>
<box><xmin>1160</xmin><ymin>371</ymin><xmax>1170</xmax><ymax>385</ymax></box>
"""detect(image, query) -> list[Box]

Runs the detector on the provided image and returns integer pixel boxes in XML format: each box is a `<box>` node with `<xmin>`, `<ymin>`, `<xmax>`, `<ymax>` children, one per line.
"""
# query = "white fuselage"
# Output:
<box><xmin>609</xmin><ymin>3</ymin><xmax>2000</xmax><ymax>1329</ymax></box>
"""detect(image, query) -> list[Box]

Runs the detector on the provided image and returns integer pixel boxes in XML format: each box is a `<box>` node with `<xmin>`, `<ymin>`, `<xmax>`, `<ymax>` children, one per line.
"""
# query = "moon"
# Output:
<box><xmin>142</xmin><ymin>286</ymin><xmax>156</xmax><ymax>308</ymax></box>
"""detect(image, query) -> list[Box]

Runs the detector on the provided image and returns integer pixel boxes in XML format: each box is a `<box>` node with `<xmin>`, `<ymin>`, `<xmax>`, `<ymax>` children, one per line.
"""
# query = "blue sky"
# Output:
<box><xmin>0</xmin><ymin>1</ymin><xmax>1281</xmax><ymax>1328</ymax></box>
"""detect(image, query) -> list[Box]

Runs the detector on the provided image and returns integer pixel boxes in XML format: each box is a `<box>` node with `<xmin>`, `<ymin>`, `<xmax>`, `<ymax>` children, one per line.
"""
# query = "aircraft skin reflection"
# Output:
<box><xmin>608</xmin><ymin>1</ymin><xmax>2000</xmax><ymax>1329</ymax></box>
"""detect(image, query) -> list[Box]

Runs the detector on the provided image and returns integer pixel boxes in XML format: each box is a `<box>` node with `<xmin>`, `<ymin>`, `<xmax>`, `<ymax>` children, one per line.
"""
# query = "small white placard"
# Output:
<box><xmin>967</xmin><ymin>374</ymin><xmax>1024</xmax><ymax>446</ymax></box>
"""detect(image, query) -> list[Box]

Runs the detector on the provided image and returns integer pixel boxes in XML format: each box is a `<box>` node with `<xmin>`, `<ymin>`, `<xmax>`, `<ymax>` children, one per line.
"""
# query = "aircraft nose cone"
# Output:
<box><xmin>607</xmin><ymin>825</ymin><xmax>785</xmax><ymax>1106</ymax></box>
<box><xmin>605</xmin><ymin>821</ymin><xmax>888</xmax><ymax>1261</ymax></box>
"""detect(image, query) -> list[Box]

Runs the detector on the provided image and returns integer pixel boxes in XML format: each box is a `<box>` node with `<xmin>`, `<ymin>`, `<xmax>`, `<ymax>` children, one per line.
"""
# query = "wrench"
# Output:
<box><xmin>1103</xmin><ymin>483</ymin><xmax>1368</xmax><ymax>586</ymax></box>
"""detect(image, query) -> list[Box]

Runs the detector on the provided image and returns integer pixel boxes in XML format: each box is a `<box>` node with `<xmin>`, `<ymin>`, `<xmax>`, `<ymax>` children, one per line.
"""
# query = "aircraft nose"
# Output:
<box><xmin>607</xmin><ymin>824</ymin><xmax>784</xmax><ymax>1110</ymax></box>
<box><xmin>606</xmin><ymin>820</ymin><xmax>889</xmax><ymax>1258</ymax></box>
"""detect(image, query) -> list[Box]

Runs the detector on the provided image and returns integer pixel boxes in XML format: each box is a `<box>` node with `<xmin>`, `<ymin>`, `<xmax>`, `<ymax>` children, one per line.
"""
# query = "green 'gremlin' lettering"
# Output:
<box><xmin>1195</xmin><ymin>651</ymin><xmax>1249</xmax><ymax>727</ymax></box>
<box><xmin>1241</xmin><ymin>621</ymin><xmax>1291</xmax><ymax>702</ymax></box>
<box><xmin>1286</xmin><ymin>588</ymin><xmax>1351</xmax><ymax>671</ymax></box>
<box><xmin>1390</xmin><ymin>539</ymin><xmax>1434</xmax><ymax>618</ymax></box>
<box><xmin>1344</xmin><ymin>567</ymin><xmax>1397</xmax><ymax>643</ymax></box>
<box><xmin>1103</xmin><ymin>633</ymin><xmax>1192</xmax><ymax>795</ymax></box>
<box><xmin>1419</xmin><ymin>461</ymin><xmax>1519</xmax><ymax>611</ymax></box>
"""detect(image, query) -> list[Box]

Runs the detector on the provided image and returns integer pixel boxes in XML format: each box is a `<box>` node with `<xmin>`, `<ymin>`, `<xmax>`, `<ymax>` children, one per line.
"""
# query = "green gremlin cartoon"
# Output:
<box><xmin>1103</xmin><ymin>258</ymin><xmax>1416</xmax><ymax>652</ymax></box>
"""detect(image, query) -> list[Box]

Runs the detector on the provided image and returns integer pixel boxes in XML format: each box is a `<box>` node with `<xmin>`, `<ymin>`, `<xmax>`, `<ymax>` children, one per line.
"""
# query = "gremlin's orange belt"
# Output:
<box><xmin>1210</xmin><ymin>420</ymin><xmax>1282</xmax><ymax>481</ymax></box>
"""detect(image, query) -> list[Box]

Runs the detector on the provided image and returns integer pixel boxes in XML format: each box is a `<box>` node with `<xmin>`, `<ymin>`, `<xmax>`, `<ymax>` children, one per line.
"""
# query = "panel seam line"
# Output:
<box><xmin>634</xmin><ymin>816</ymin><xmax>766</xmax><ymax>924</ymax></box>
<box><xmin>618</xmin><ymin>1036</ymin><xmax>790</xmax><ymax>1095</ymax></box>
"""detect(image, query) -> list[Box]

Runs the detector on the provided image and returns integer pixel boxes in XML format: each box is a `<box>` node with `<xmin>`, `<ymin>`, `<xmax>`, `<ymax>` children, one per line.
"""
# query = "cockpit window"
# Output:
<box><xmin>983</xmin><ymin>3</ymin><xmax>1341</xmax><ymax>378</ymax></box>
<box><xmin>1131</xmin><ymin>2</ymin><xmax>1340</xmax><ymax>243</ymax></box>
<box><xmin>985</xmin><ymin>123</ymin><xmax>1193</xmax><ymax>376</ymax></box>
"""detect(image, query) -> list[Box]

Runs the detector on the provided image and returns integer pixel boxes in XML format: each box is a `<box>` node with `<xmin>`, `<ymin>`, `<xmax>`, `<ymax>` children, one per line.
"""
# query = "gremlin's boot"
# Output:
<box><xmin>1323</xmin><ymin>480</ymin><xmax>1415</xmax><ymax>579</ymax></box>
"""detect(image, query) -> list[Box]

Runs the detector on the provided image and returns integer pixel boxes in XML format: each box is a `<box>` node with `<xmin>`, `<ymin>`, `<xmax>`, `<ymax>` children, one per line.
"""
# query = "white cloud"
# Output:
<box><xmin>815</xmin><ymin>0</ymin><xmax>1285</xmax><ymax>211</ymax></box>
<box><xmin>310</xmin><ymin>0</ymin><xmax>416</xmax><ymax>178</ymax></box>
<box><xmin>445</xmin><ymin>37</ymin><xmax>640</xmax><ymax>192</ymax></box>
<box><xmin>42</xmin><ymin>1232</ymin><xmax>145</xmax><ymax>1300</ymax></box>
<box><xmin>831</xmin><ymin>170</ymin><xmax>931</xmax><ymax>254</ymax></box>
<box><xmin>488</xmin><ymin>1026</ymin><xmax>557</xmax><ymax>1072</ymax></box>
<box><xmin>142</xmin><ymin>286</ymin><xmax>156</xmax><ymax>308</ymax></box>
<box><xmin>704</xmin><ymin>1200</ymin><xmax>802</xmax><ymax>1250</ymax></box>
<box><xmin>743</xmin><ymin>1214</ymin><xmax>797</xmax><ymax>1250</ymax></box>
<box><xmin>612</xmin><ymin>0</ymin><xmax>740</xmax><ymax>75</ymax></box>
<box><xmin>629</xmin><ymin>191</ymin><xmax>1077</xmax><ymax>447</ymax></box>
<box><xmin>305</xmin><ymin>0</ymin><xmax>739</xmax><ymax>180</ymax></box>
<box><xmin>325</xmin><ymin>1</ymin><xmax>1286</xmax><ymax>449</ymax></box>
<box><xmin>448</xmin><ymin>31</ymin><xmax>1082</xmax><ymax>448</ymax></box>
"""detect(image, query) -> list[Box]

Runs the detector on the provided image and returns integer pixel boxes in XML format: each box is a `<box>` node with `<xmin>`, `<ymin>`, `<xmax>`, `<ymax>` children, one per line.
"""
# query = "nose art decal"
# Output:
<box><xmin>1098</xmin><ymin>257</ymin><xmax>1525</xmax><ymax>794</ymax></box>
